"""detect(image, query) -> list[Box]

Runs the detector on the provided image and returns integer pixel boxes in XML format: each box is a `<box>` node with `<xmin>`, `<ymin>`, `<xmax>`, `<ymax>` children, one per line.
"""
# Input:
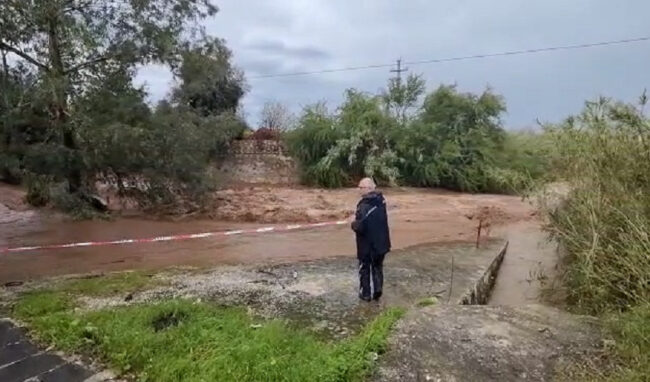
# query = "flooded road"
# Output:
<box><xmin>0</xmin><ymin>184</ymin><xmax>535</xmax><ymax>283</ymax></box>
<box><xmin>0</xmin><ymin>212</ymin><xmax>474</xmax><ymax>283</ymax></box>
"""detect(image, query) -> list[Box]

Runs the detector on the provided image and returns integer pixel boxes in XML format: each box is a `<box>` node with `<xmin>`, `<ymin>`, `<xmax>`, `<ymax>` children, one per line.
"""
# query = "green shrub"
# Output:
<box><xmin>287</xmin><ymin>92</ymin><xmax>400</xmax><ymax>187</ymax></box>
<box><xmin>24</xmin><ymin>174</ymin><xmax>51</xmax><ymax>207</ymax></box>
<box><xmin>288</xmin><ymin>82</ymin><xmax>540</xmax><ymax>193</ymax></box>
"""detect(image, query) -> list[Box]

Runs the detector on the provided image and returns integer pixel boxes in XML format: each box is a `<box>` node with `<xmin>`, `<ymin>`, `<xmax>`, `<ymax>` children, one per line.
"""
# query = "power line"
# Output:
<box><xmin>249</xmin><ymin>36</ymin><xmax>650</xmax><ymax>80</ymax></box>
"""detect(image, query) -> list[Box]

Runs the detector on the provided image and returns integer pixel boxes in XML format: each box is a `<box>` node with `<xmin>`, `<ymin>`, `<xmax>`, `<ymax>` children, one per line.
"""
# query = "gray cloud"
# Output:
<box><xmin>137</xmin><ymin>0</ymin><xmax>650</xmax><ymax>128</ymax></box>
<box><xmin>245</xmin><ymin>39</ymin><xmax>330</xmax><ymax>60</ymax></box>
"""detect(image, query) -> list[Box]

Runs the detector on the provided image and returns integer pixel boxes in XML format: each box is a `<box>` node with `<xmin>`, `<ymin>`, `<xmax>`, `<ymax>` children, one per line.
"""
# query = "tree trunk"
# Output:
<box><xmin>47</xmin><ymin>6</ymin><xmax>82</xmax><ymax>193</ymax></box>
<box><xmin>1</xmin><ymin>49</ymin><xmax>8</xmax><ymax>78</ymax></box>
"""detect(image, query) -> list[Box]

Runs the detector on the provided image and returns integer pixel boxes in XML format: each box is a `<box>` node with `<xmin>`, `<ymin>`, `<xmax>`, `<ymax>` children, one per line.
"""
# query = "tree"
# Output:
<box><xmin>0</xmin><ymin>0</ymin><xmax>218</xmax><ymax>193</ymax></box>
<box><xmin>259</xmin><ymin>101</ymin><xmax>294</xmax><ymax>132</ymax></box>
<box><xmin>398</xmin><ymin>85</ymin><xmax>508</xmax><ymax>191</ymax></box>
<box><xmin>287</xmin><ymin>90</ymin><xmax>400</xmax><ymax>187</ymax></box>
<box><xmin>0</xmin><ymin>63</ymin><xmax>51</xmax><ymax>184</ymax></box>
<box><xmin>173</xmin><ymin>37</ymin><xmax>246</xmax><ymax>116</ymax></box>
<box><xmin>381</xmin><ymin>73</ymin><xmax>425</xmax><ymax>125</ymax></box>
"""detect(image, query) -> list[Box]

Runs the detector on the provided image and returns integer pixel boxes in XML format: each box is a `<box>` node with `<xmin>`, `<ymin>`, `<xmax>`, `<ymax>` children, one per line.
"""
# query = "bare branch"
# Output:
<box><xmin>62</xmin><ymin>0</ymin><xmax>93</xmax><ymax>14</ymax></box>
<box><xmin>64</xmin><ymin>54</ymin><xmax>112</xmax><ymax>75</ymax></box>
<box><xmin>0</xmin><ymin>41</ymin><xmax>48</xmax><ymax>71</ymax></box>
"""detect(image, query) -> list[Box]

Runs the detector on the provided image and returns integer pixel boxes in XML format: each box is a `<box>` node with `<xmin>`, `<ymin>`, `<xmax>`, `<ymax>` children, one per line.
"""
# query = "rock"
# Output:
<box><xmin>88</xmin><ymin>194</ymin><xmax>108</xmax><ymax>211</ymax></box>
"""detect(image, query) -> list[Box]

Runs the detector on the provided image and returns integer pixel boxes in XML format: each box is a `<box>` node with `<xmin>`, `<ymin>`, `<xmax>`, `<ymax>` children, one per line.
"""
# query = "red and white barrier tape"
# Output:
<box><xmin>1</xmin><ymin>219</ymin><xmax>349</xmax><ymax>254</ymax></box>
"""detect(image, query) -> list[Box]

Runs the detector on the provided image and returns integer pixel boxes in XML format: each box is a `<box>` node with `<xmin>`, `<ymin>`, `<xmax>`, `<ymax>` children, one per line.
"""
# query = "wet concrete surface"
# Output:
<box><xmin>374</xmin><ymin>304</ymin><xmax>601</xmax><ymax>382</ymax></box>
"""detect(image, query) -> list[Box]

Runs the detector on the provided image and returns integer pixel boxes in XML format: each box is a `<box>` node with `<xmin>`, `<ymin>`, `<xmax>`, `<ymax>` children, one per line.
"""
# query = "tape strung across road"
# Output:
<box><xmin>1</xmin><ymin>219</ymin><xmax>349</xmax><ymax>254</ymax></box>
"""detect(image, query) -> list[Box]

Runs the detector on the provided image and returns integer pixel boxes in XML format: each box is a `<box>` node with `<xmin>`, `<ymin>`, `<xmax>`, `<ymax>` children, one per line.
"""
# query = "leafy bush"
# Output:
<box><xmin>287</xmin><ymin>91</ymin><xmax>401</xmax><ymax>187</ymax></box>
<box><xmin>288</xmin><ymin>82</ymin><xmax>539</xmax><ymax>193</ymax></box>
<box><xmin>24</xmin><ymin>174</ymin><xmax>52</xmax><ymax>207</ymax></box>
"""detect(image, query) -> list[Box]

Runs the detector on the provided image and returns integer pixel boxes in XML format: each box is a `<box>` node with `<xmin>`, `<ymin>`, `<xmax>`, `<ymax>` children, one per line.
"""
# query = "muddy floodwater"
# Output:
<box><xmin>0</xmin><ymin>213</ymin><xmax>470</xmax><ymax>283</ymax></box>
<box><xmin>0</xmin><ymin>184</ymin><xmax>535</xmax><ymax>283</ymax></box>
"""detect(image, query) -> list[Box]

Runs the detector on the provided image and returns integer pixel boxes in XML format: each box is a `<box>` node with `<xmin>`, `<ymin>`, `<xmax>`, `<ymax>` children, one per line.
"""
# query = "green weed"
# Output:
<box><xmin>416</xmin><ymin>297</ymin><xmax>438</xmax><ymax>307</ymax></box>
<box><xmin>57</xmin><ymin>272</ymin><xmax>159</xmax><ymax>297</ymax></box>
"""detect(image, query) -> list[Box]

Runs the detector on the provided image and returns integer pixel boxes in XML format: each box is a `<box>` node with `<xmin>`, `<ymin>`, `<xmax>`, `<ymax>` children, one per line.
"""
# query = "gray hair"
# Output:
<box><xmin>358</xmin><ymin>177</ymin><xmax>376</xmax><ymax>189</ymax></box>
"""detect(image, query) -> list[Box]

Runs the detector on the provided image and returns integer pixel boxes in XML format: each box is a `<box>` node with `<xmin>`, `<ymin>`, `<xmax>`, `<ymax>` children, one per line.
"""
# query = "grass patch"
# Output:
<box><xmin>603</xmin><ymin>304</ymin><xmax>650</xmax><ymax>381</ymax></box>
<box><xmin>416</xmin><ymin>297</ymin><xmax>438</xmax><ymax>307</ymax></box>
<box><xmin>13</xmin><ymin>291</ymin><xmax>404</xmax><ymax>381</ymax></box>
<box><xmin>58</xmin><ymin>272</ymin><xmax>159</xmax><ymax>297</ymax></box>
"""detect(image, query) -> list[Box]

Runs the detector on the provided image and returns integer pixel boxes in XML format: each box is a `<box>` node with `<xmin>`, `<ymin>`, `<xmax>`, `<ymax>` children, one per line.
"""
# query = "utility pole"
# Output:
<box><xmin>389</xmin><ymin>58</ymin><xmax>409</xmax><ymax>124</ymax></box>
<box><xmin>389</xmin><ymin>58</ymin><xmax>408</xmax><ymax>86</ymax></box>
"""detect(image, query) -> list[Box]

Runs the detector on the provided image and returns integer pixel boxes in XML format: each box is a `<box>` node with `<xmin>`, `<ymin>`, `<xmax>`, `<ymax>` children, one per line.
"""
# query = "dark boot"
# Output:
<box><xmin>372</xmin><ymin>253</ymin><xmax>385</xmax><ymax>300</ymax></box>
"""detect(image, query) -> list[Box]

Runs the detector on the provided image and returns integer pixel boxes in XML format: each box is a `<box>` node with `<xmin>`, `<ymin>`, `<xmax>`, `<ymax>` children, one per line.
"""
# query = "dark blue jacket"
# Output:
<box><xmin>351</xmin><ymin>191</ymin><xmax>391</xmax><ymax>260</ymax></box>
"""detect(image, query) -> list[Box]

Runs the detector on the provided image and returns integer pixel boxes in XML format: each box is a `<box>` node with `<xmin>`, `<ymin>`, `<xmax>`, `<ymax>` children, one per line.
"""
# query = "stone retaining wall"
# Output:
<box><xmin>215</xmin><ymin>140</ymin><xmax>299</xmax><ymax>185</ymax></box>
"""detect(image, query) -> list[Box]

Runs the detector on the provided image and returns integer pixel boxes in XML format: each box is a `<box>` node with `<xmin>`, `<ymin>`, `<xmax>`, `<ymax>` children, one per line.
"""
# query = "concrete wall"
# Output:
<box><xmin>458</xmin><ymin>241</ymin><xmax>509</xmax><ymax>305</ymax></box>
<box><xmin>215</xmin><ymin>140</ymin><xmax>299</xmax><ymax>185</ymax></box>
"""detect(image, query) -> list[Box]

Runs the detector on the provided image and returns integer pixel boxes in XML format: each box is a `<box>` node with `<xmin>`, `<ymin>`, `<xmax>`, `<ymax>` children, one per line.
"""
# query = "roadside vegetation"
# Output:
<box><xmin>543</xmin><ymin>95</ymin><xmax>650</xmax><ymax>381</ymax></box>
<box><xmin>12</xmin><ymin>277</ymin><xmax>404</xmax><ymax>382</ymax></box>
<box><xmin>286</xmin><ymin>76</ymin><xmax>551</xmax><ymax>193</ymax></box>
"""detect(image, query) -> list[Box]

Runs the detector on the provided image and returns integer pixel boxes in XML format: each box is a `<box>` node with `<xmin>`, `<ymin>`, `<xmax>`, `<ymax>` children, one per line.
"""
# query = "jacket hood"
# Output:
<box><xmin>361</xmin><ymin>191</ymin><xmax>385</xmax><ymax>206</ymax></box>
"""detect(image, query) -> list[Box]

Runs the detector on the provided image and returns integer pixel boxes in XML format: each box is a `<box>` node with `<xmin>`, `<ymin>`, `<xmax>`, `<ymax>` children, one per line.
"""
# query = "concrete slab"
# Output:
<box><xmin>0</xmin><ymin>326</ymin><xmax>26</xmax><ymax>348</ymax></box>
<box><xmin>0</xmin><ymin>353</ymin><xmax>64</xmax><ymax>382</ymax></box>
<box><xmin>375</xmin><ymin>305</ymin><xmax>601</xmax><ymax>382</ymax></box>
<box><xmin>0</xmin><ymin>320</ymin><xmax>94</xmax><ymax>382</ymax></box>
<box><xmin>0</xmin><ymin>341</ymin><xmax>38</xmax><ymax>367</ymax></box>
<box><xmin>37</xmin><ymin>362</ymin><xmax>94</xmax><ymax>382</ymax></box>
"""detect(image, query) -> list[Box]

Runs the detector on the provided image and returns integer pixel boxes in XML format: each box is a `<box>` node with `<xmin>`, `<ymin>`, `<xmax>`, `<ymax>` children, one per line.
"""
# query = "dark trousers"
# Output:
<box><xmin>358</xmin><ymin>252</ymin><xmax>385</xmax><ymax>300</ymax></box>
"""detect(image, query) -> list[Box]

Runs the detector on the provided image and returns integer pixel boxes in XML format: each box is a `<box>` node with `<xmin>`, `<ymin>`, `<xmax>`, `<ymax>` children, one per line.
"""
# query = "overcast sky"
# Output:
<box><xmin>135</xmin><ymin>0</ymin><xmax>650</xmax><ymax>129</ymax></box>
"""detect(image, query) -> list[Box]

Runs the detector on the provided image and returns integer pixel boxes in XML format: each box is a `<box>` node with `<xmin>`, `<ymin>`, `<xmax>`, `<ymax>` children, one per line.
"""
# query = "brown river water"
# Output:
<box><xmin>0</xmin><ymin>207</ymin><xmax>467</xmax><ymax>283</ymax></box>
<box><xmin>0</xmin><ymin>184</ymin><xmax>536</xmax><ymax>283</ymax></box>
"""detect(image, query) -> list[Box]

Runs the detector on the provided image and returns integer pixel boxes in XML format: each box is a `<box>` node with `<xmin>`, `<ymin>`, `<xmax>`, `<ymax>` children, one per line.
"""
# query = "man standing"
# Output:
<box><xmin>351</xmin><ymin>178</ymin><xmax>391</xmax><ymax>301</ymax></box>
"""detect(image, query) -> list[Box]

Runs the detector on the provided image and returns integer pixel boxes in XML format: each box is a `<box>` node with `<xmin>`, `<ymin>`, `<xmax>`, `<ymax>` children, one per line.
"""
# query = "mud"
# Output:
<box><xmin>0</xmin><ymin>184</ymin><xmax>534</xmax><ymax>283</ymax></box>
